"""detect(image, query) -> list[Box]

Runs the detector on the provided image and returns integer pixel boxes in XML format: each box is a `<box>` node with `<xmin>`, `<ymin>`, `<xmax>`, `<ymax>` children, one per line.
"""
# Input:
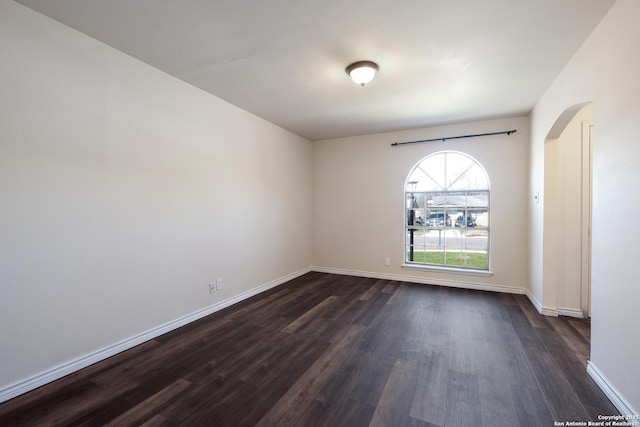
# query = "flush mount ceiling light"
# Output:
<box><xmin>346</xmin><ymin>60</ymin><xmax>379</xmax><ymax>86</ymax></box>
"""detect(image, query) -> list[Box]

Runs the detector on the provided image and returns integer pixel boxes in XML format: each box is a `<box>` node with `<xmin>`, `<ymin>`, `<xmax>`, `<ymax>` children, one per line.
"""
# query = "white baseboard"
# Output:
<box><xmin>525</xmin><ymin>292</ymin><xmax>584</xmax><ymax>318</ymax></box>
<box><xmin>525</xmin><ymin>290</ymin><xmax>559</xmax><ymax>317</ymax></box>
<box><xmin>557</xmin><ymin>307</ymin><xmax>584</xmax><ymax>318</ymax></box>
<box><xmin>311</xmin><ymin>266</ymin><xmax>526</xmax><ymax>295</ymax></box>
<box><xmin>540</xmin><ymin>307</ymin><xmax>558</xmax><ymax>317</ymax></box>
<box><xmin>0</xmin><ymin>267</ymin><xmax>311</xmax><ymax>404</ymax></box>
<box><xmin>526</xmin><ymin>290</ymin><xmax>543</xmax><ymax>313</ymax></box>
<box><xmin>587</xmin><ymin>361</ymin><xmax>638</xmax><ymax>417</ymax></box>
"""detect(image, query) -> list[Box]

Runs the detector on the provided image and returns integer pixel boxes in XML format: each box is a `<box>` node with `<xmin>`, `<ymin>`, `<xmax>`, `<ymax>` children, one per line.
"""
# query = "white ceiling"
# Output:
<box><xmin>15</xmin><ymin>0</ymin><xmax>615</xmax><ymax>141</ymax></box>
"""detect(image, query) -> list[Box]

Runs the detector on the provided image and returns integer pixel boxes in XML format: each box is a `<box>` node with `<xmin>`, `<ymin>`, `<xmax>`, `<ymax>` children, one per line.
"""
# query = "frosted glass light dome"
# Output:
<box><xmin>346</xmin><ymin>61</ymin><xmax>379</xmax><ymax>86</ymax></box>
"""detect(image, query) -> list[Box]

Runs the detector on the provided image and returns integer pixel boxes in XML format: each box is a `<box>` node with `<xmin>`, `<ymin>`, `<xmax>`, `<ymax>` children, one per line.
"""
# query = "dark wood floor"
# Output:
<box><xmin>0</xmin><ymin>272</ymin><xmax>618</xmax><ymax>426</ymax></box>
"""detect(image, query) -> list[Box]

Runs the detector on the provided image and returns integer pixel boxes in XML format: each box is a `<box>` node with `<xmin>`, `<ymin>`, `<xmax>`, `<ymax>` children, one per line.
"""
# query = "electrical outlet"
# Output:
<box><xmin>209</xmin><ymin>282</ymin><xmax>216</xmax><ymax>293</ymax></box>
<box><xmin>384</xmin><ymin>257</ymin><xmax>391</xmax><ymax>266</ymax></box>
<box><xmin>216</xmin><ymin>279</ymin><xmax>222</xmax><ymax>290</ymax></box>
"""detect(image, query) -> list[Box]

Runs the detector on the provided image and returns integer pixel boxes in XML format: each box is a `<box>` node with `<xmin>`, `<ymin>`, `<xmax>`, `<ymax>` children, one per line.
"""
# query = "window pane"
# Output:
<box><xmin>427</xmin><ymin>210</ymin><xmax>449</xmax><ymax>227</ymax></box>
<box><xmin>406</xmin><ymin>227</ymin><xmax>426</xmax><ymax>262</ymax></box>
<box><xmin>414</xmin><ymin>193</ymin><xmax>427</xmax><ymax>209</ymax></box>
<box><xmin>467</xmin><ymin>190</ymin><xmax>489</xmax><ymax>207</ymax></box>
<box><xmin>445</xmin><ymin>153</ymin><xmax>475</xmax><ymax>189</ymax></box>
<box><xmin>407</xmin><ymin>168</ymin><xmax>440</xmax><ymax>191</ymax></box>
<box><xmin>406</xmin><ymin>193</ymin><xmax>417</xmax><ymax>209</ymax></box>
<box><xmin>425</xmin><ymin>191</ymin><xmax>446</xmax><ymax>208</ymax></box>
<box><xmin>445</xmin><ymin>191</ymin><xmax>467</xmax><ymax>211</ymax></box>
<box><xmin>469</xmin><ymin>209</ymin><xmax>489</xmax><ymax>227</ymax></box>
<box><xmin>449</xmin><ymin>163</ymin><xmax>489</xmax><ymax>190</ymax></box>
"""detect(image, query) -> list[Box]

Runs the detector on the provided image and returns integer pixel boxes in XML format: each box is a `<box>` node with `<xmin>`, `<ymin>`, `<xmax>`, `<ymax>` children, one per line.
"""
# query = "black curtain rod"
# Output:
<box><xmin>391</xmin><ymin>129</ymin><xmax>517</xmax><ymax>147</ymax></box>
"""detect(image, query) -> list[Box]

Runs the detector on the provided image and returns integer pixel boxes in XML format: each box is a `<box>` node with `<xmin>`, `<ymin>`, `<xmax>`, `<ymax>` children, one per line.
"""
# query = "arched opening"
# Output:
<box><xmin>543</xmin><ymin>102</ymin><xmax>593</xmax><ymax>318</ymax></box>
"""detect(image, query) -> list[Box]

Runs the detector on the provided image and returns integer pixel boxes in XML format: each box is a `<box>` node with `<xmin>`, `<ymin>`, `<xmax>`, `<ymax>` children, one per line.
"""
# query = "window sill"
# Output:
<box><xmin>401</xmin><ymin>263</ymin><xmax>493</xmax><ymax>277</ymax></box>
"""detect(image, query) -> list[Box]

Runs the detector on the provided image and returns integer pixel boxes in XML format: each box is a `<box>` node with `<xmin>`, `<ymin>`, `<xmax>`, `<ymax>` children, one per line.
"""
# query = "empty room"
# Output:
<box><xmin>1</xmin><ymin>0</ymin><xmax>638</xmax><ymax>426</ymax></box>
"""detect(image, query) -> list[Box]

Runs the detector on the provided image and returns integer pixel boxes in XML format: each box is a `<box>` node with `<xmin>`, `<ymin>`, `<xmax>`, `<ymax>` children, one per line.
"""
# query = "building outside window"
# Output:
<box><xmin>405</xmin><ymin>151</ymin><xmax>490</xmax><ymax>270</ymax></box>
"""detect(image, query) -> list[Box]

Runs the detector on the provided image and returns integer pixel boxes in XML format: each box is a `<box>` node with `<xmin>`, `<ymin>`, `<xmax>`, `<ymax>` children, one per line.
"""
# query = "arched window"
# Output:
<box><xmin>405</xmin><ymin>151</ymin><xmax>490</xmax><ymax>270</ymax></box>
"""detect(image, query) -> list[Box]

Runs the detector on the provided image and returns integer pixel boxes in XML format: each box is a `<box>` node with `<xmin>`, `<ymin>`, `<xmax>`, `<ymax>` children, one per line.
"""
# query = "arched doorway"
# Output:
<box><xmin>543</xmin><ymin>102</ymin><xmax>593</xmax><ymax>318</ymax></box>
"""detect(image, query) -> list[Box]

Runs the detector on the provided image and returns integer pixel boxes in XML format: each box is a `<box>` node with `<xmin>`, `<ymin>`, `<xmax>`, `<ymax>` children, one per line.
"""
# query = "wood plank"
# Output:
<box><xmin>385</xmin><ymin>282</ymin><xmax>409</xmax><ymax>306</ymax></box>
<box><xmin>315</xmin><ymin>347</ymin><xmax>372</xmax><ymax>409</ymax></box>
<box><xmin>103</xmin><ymin>378</ymin><xmax>192</xmax><ymax>427</ymax></box>
<box><xmin>369</xmin><ymin>358</ymin><xmax>419</xmax><ymax>426</ymax></box>
<box><xmin>381</xmin><ymin>281</ymin><xmax>397</xmax><ymax>294</ymax></box>
<box><xmin>546</xmin><ymin>316</ymin><xmax>590</xmax><ymax>366</ymax></box>
<box><xmin>255</xmin><ymin>324</ymin><xmax>365</xmax><ymax>426</ymax></box>
<box><xmin>282</xmin><ymin>295</ymin><xmax>339</xmax><ymax>334</ymax></box>
<box><xmin>410</xmin><ymin>333</ymin><xmax>450</xmax><ymax>425</ymax></box>
<box><xmin>516</xmin><ymin>294</ymin><xmax>550</xmax><ymax>328</ymax></box>
<box><xmin>510</xmin><ymin>384</ymin><xmax>555</xmax><ymax>426</ymax></box>
<box><xmin>1</xmin><ymin>378</ymin><xmax>138</xmax><ymax>426</ymax></box>
<box><xmin>357</xmin><ymin>279</ymin><xmax>386</xmax><ymax>301</ymax></box>
<box><xmin>139</xmin><ymin>414</ymin><xmax>169</xmax><ymax>427</ymax></box>
<box><xmin>353</xmin><ymin>291</ymin><xmax>392</xmax><ymax>327</ymax></box>
<box><xmin>445</xmin><ymin>370</ymin><xmax>483</xmax><ymax>427</ymax></box>
<box><xmin>495</xmin><ymin>325</ymin><xmax>539</xmax><ymax>387</ymax></box>
<box><xmin>477</xmin><ymin>375</ymin><xmax>519</xmax><ymax>427</ymax></box>
<box><xmin>525</xmin><ymin>350</ymin><xmax>591</xmax><ymax>421</ymax></box>
<box><xmin>568</xmin><ymin>318</ymin><xmax>591</xmax><ymax>343</ymax></box>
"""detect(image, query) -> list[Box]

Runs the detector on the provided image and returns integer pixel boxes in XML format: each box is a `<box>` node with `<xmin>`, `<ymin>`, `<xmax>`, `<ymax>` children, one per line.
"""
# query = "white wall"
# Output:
<box><xmin>0</xmin><ymin>0</ymin><xmax>311</xmax><ymax>397</ymax></box>
<box><xmin>529</xmin><ymin>0</ymin><xmax>640</xmax><ymax>413</ymax></box>
<box><xmin>312</xmin><ymin>116</ymin><xmax>530</xmax><ymax>293</ymax></box>
<box><xmin>542</xmin><ymin>135</ymin><xmax>559</xmax><ymax>312</ymax></box>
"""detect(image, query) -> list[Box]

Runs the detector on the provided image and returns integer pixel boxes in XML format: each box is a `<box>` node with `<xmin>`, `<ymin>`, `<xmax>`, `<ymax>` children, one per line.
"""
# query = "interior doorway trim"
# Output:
<box><xmin>581</xmin><ymin>120</ymin><xmax>593</xmax><ymax>318</ymax></box>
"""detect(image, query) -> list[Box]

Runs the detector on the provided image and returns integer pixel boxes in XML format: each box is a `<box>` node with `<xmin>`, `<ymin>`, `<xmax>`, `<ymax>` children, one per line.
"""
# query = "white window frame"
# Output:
<box><xmin>402</xmin><ymin>151</ymin><xmax>491</xmax><ymax>275</ymax></box>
